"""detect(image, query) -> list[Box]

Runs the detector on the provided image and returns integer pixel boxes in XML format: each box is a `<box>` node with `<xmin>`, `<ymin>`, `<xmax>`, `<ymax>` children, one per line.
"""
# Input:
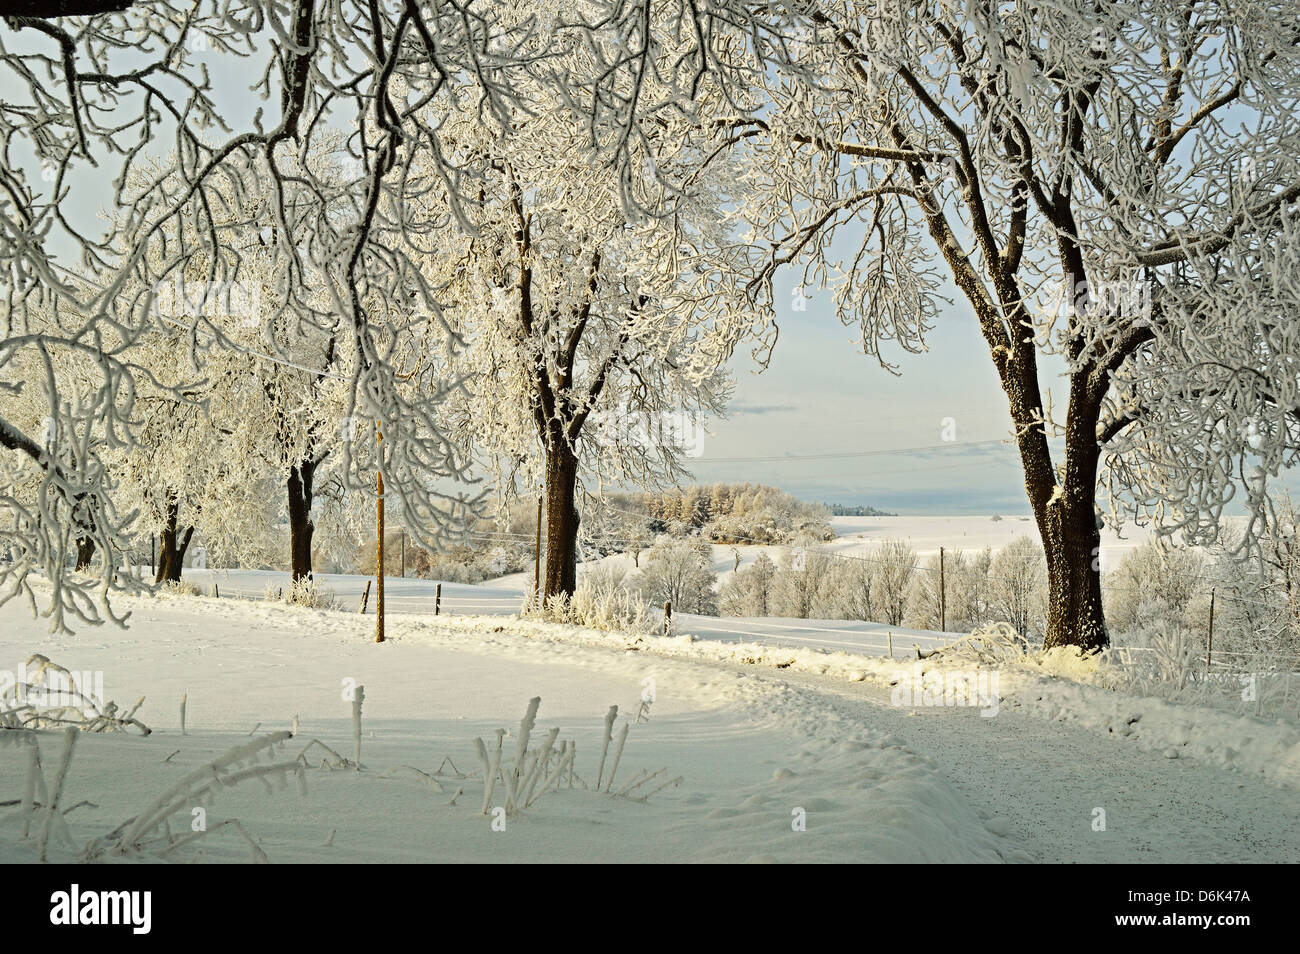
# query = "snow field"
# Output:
<box><xmin>0</xmin><ymin>591</ymin><xmax>1016</xmax><ymax>863</ymax></box>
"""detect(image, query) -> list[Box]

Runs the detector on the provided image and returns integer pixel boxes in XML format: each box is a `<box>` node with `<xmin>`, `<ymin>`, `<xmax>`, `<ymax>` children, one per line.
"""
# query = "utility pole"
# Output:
<box><xmin>376</xmin><ymin>421</ymin><xmax>385</xmax><ymax>644</ymax></box>
<box><xmin>939</xmin><ymin>546</ymin><xmax>946</xmax><ymax>633</ymax></box>
<box><xmin>534</xmin><ymin>493</ymin><xmax>543</xmax><ymax>604</ymax></box>
<box><xmin>1206</xmin><ymin>588</ymin><xmax>1216</xmax><ymax>670</ymax></box>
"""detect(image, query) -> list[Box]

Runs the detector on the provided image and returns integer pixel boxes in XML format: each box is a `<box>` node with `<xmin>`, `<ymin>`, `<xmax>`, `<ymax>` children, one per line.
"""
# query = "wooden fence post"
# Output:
<box><xmin>1206</xmin><ymin>588</ymin><xmax>1216</xmax><ymax>670</ymax></box>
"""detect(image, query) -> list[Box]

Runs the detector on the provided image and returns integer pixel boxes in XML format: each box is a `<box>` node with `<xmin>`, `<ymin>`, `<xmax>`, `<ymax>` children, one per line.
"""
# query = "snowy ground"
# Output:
<box><xmin>178</xmin><ymin>565</ymin><xmax>959</xmax><ymax>651</ymax></box>
<box><xmin>825</xmin><ymin>514</ymin><xmax>1153</xmax><ymax>569</ymax></box>
<box><xmin>3</xmin><ymin>589</ymin><xmax>1296</xmax><ymax>863</ymax></box>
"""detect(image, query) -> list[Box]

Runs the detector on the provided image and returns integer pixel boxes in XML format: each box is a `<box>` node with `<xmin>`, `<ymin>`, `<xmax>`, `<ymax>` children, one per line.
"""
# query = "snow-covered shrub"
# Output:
<box><xmin>278</xmin><ymin>575</ymin><xmax>340</xmax><ymax>610</ymax></box>
<box><xmin>985</xmin><ymin>536</ymin><xmax>1047</xmax><ymax>638</ymax></box>
<box><xmin>1095</xmin><ymin>622</ymin><xmax>1299</xmax><ymax>721</ymax></box>
<box><xmin>570</xmin><ymin>566</ymin><xmax>656</xmax><ymax>634</ymax></box>
<box><xmin>634</xmin><ymin>536</ymin><xmax>718</xmax><ymax>615</ymax></box>
<box><xmin>719</xmin><ymin>551</ymin><xmax>777</xmax><ymax>616</ymax></box>
<box><xmin>1103</xmin><ymin>539</ymin><xmax>1206</xmax><ymax>635</ymax></box>
<box><xmin>1181</xmin><ymin>527</ymin><xmax>1300</xmax><ymax>663</ymax></box>
<box><xmin>160</xmin><ymin>578</ymin><xmax>201</xmax><ymax>597</ymax></box>
<box><xmin>925</xmin><ymin>621</ymin><xmax>1033</xmax><ymax>667</ymax></box>
<box><xmin>526</xmin><ymin>565</ymin><xmax>656</xmax><ymax>635</ymax></box>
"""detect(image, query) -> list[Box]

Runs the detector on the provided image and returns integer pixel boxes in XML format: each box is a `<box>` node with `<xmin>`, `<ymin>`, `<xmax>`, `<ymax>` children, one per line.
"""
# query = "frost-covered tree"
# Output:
<box><xmin>1103</xmin><ymin>539</ymin><xmax>1206</xmax><ymax>635</ymax></box>
<box><xmin>904</xmin><ymin>548</ymin><xmax>995</xmax><ymax>632</ymax></box>
<box><xmin>1</xmin><ymin>1</ymin><xmax>741</xmax><ymax>628</ymax></box>
<box><xmin>411</xmin><ymin>69</ymin><xmax>753</xmax><ymax>601</ymax></box>
<box><xmin>635</xmin><ymin>536</ymin><xmax>718</xmax><ymax>616</ymax></box>
<box><xmin>771</xmin><ymin>539</ymin><xmax>843</xmax><ymax>618</ymax></box>
<box><xmin>721</xmin><ymin>1</ymin><xmax>1300</xmax><ymax>651</ymax></box>
<box><xmin>831</xmin><ymin>558</ymin><xmax>875</xmax><ymax>622</ymax></box>
<box><xmin>719</xmin><ymin>551</ymin><xmax>777</xmax><ymax>617</ymax></box>
<box><xmin>988</xmin><ymin>535</ymin><xmax>1048</xmax><ymax>639</ymax></box>
<box><xmin>869</xmin><ymin>538</ymin><xmax>917</xmax><ymax>626</ymax></box>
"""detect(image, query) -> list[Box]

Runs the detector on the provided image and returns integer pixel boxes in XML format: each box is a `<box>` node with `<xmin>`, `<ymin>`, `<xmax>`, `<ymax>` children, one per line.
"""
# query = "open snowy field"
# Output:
<box><xmin>826</xmin><ymin>515</ymin><xmax>1154</xmax><ymax>570</ymax></box>
<box><xmin>3</xmin><ymin>590</ymin><xmax>1296</xmax><ymax>864</ymax></box>
<box><xmin>164</xmin><ymin>563</ymin><xmax>959</xmax><ymax>651</ymax></box>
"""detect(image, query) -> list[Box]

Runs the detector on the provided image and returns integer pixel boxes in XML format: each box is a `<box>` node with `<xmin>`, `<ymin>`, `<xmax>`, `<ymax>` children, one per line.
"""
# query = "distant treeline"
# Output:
<box><xmin>633</xmin><ymin>482</ymin><xmax>834</xmax><ymax>544</ymax></box>
<box><xmin>824</xmin><ymin>503</ymin><xmax>895</xmax><ymax>517</ymax></box>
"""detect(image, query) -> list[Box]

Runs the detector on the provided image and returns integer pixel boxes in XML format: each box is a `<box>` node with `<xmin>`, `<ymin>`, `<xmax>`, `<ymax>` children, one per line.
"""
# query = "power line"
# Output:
<box><xmin>692</xmin><ymin>437</ymin><xmax>1011</xmax><ymax>464</ymax></box>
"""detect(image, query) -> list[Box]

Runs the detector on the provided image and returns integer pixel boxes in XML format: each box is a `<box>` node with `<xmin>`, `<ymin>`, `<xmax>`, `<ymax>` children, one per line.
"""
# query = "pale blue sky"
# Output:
<box><xmin>688</xmin><ymin>269</ymin><xmax>1042</xmax><ymax>515</ymax></box>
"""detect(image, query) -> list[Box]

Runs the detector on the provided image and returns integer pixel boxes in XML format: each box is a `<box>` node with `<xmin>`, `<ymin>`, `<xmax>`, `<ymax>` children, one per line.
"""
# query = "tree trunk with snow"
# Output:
<box><xmin>287</xmin><ymin>458</ymin><xmax>316</xmax><ymax>583</ymax></box>
<box><xmin>1000</xmin><ymin>340</ymin><xmax>1109</xmax><ymax>651</ymax></box>
<box><xmin>542</xmin><ymin>441</ymin><xmax>580</xmax><ymax>600</ymax></box>
<box><xmin>154</xmin><ymin>494</ymin><xmax>194</xmax><ymax>584</ymax></box>
<box><xmin>74</xmin><ymin>537</ymin><xmax>95</xmax><ymax>571</ymax></box>
<box><xmin>1036</xmin><ymin>407</ymin><xmax>1107</xmax><ymax>652</ymax></box>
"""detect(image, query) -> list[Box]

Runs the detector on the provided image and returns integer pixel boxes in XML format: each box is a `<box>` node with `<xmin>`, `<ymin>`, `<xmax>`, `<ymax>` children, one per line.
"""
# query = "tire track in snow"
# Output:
<box><xmin>755</xmin><ymin>667</ymin><xmax>1300</xmax><ymax>863</ymax></box>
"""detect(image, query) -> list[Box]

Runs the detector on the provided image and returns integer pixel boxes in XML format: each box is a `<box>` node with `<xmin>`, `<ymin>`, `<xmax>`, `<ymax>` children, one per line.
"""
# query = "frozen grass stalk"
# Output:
<box><xmin>473</xmin><ymin>736</ymin><xmax>499</xmax><ymax>814</ymax></box>
<box><xmin>37</xmin><ymin>727</ymin><xmax>78</xmax><ymax>862</ymax></box>
<box><xmin>514</xmin><ymin>697</ymin><xmax>540</xmax><ymax>780</ymax></box>
<box><xmin>604</xmin><ymin>723</ymin><xmax>629</xmax><ymax>793</ymax></box>
<box><xmin>596</xmin><ymin>704</ymin><xmax>617</xmax><ymax>789</ymax></box>
<box><xmin>352</xmin><ymin>685</ymin><xmax>364</xmax><ymax>771</ymax></box>
<box><xmin>525</xmin><ymin>744</ymin><xmax>575</xmax><ymax>809</ymax></box>
<box><xmin>520</xmin><ymin>726</ymin><xmax>559</xmax><ymax>807</ymax></box>
<box><xmin>20</xmin><ymin>737</ymin><xmax>42</xmax><ymax>838</ymax></box>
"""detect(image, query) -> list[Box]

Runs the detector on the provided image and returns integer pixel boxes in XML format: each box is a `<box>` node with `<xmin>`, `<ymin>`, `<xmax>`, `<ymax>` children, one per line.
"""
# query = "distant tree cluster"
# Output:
<box><xmin>354</xmin><ymin>531</ymin><xmax>532</xmax><ymax>585</ymax></box>
<box><xmin>718</xmin><ymin>535</ymin><xmax>1049</xmax><ymax>638</ymax></box>
<box><xmin>1104</xmin><ymin>516</ymin><xmax>1300</xmax><ymax>663</ymax></box>
<box><xmin>637</xmin><ymin>483</ymin><xmax>833</xmax><ymax>545</ymax></box>
<box><xmin>824</xmin><ymin>503</ymin><xmax>895</xmax><ymax>517</ymax></box>
<box><xmin>633</xmin><ymin>537</ymin><xmax>719</xmax><ymax>616</ymax></box>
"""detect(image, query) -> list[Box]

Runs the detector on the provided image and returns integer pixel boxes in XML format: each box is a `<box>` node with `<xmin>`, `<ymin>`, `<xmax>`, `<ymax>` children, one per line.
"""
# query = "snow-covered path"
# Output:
<box><xmin>2</xmin><ymin>592</ymin><xmax>1294</xmax><ymax>862</ymax></box>
<box><xmin>734</xmin><ymin>668</ymin><xmax>1300</xmax><ymax>863</ymax></box>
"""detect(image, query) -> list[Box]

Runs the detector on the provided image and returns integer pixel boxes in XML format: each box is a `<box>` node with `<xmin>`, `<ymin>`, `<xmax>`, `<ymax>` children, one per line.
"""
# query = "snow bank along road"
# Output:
<box><xmin>1</xmin><ymin>592</ymin><xmax>1295</xmax><ymax>863</ymax></box>
<box><xmin>170</xmin><ymin>566</ymin><xmax>959</xmax><ymax>657</ymax></box>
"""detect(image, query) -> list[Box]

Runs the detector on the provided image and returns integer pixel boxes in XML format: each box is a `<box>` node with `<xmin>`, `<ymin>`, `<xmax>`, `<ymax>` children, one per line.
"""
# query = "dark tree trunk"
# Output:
<box><xmin>287</xmin><ymin>458</ymin><xmax>316</xmax><ymax>583</ymax></box>
<box><xmin>1041</xmin><ymin>496</ymin><xmax>1108</xmax><ymax>652</ymax></box>
<box><xmin>154</xmin><ymin>495</ymin><xmax>194</xmax><ymax>584</ymax></box>
<box><xmin>542</xmin><ymin>442</ymin><xmax>580</xmax><ymax>600</ymax></box>
<box><xmin>1038</xmin><ymin>402</ymin><xmax>1109</xmax><ymax>652</ymax></box>
<box><xmin>74</xmin><ymin>537</ymin><xmax>95</xmax><ymax>570</ymax></box>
